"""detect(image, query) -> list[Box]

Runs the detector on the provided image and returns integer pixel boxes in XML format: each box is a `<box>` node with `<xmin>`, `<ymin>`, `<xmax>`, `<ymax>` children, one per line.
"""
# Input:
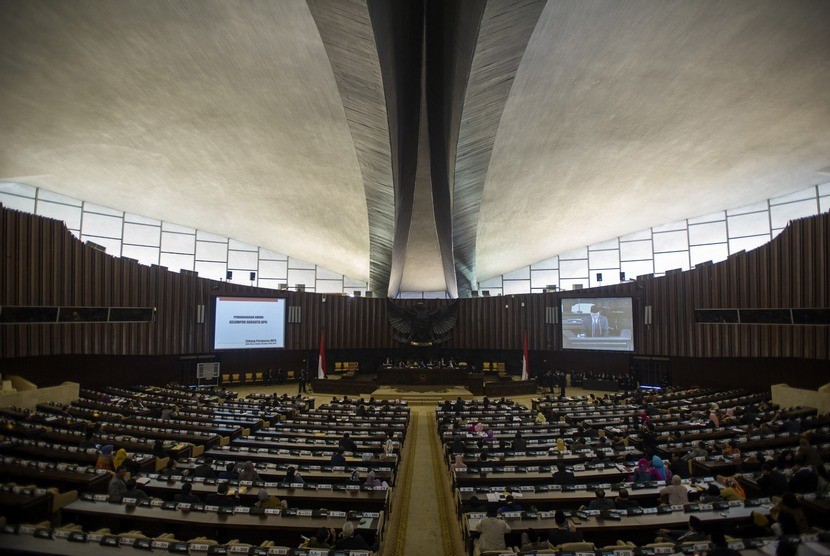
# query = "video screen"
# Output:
<box><xmin>213</xmin><ymin>297</ymin><xmax>286</xmax><ymax>350</ymax></box>
<box><xmin>561</xmin><ymin>297</ymin><xmax>634</xmax><ymax>352</ymax></box>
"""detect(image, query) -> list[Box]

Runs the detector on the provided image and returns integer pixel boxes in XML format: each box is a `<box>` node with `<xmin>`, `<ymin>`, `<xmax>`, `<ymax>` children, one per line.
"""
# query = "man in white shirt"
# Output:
<box><xmin>659</xmin><ymin>475</ymin><xmax>689</xmax><ymax>505</ymax></box>
<box><xmin>475</xmin><ymin>506</ymin><xmax>511</xmax><ymax>552</ymax></box>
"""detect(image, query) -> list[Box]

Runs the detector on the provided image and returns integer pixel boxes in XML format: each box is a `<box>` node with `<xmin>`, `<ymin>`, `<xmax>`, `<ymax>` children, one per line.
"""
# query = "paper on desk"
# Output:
<box><xmin>486</xmin><ymin>493</ymin><xmax>500</xmax><ymax>502</ymax></box>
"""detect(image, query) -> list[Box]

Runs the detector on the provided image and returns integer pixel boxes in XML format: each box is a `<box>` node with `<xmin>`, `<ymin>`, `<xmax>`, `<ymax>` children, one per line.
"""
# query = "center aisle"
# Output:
<box><xmin>394</xmin><ymin>407</ymin><xmax>464</xmax><ymax>556</ymax></box>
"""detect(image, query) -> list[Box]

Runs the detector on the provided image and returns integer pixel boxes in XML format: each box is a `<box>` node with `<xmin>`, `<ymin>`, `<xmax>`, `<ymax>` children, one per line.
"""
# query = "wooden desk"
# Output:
<box><xmin>381</xmin><ymin>367</ymin><xmax>468</xmax><ymax>385</ymax></box>
<box><xmin>63</xmin><ymin>499</ymin><xmax>383</xmax><ymax>546</ymax></box>
<box><xmin>0</xmin><ymin>462</ymin><xmax>110</xmax><ymax>493</ymax></box>
<box><xmin>138</xmin><ymin>477</ymin><xmax>389</xmax><ymax>511</ymax></box>
<box><xmin>453</xmin><ymin>466</ymin><xmax>629</xmax><ymax>487</ymax></box>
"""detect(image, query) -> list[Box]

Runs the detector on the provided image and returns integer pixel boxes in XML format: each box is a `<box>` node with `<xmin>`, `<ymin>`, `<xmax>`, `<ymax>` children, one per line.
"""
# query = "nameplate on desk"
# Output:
<box><xmin>642</xmin><ymin>507</ymin><xmax>658</xmax><ymax>514</ymax></box>
<box><xmin>235</xmin><ymin>507</ymin><xmax>250</xmax><ymax>513</ymax></box>
<box><xmin>93</xmin><ymin>494</ymin><xmax>109</xmax><ymax>502</ymax></box>
<box><xmin>228</xmin><ymin>546</ymin><xmax>249</xmax><ymax>554</ymax></box>
<box><xmin>653</xmin><ymin>547</ymin><xmax>674</xmax><ymax>554</ymax></box>
<box><xmin>190</xmin><ymin>543</ymin><xmax>210</xmax><ymax>551</ymax></box>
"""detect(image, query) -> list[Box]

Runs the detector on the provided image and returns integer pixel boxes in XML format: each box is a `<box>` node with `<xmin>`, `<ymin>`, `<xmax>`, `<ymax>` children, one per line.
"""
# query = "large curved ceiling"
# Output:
<box><xmin>2</xmin><ymin>0</ymin><xmax>829</xmax><ymax>295</ymax></box>
<box><xmin>0</xmin><ymin>0</ymin><xmax>370</xmax><ymax>281</ymax></box>
<box><xmin>476</xmin><ymin>0</ymin><xmax>830</xmax><ymax>280</ymax></box>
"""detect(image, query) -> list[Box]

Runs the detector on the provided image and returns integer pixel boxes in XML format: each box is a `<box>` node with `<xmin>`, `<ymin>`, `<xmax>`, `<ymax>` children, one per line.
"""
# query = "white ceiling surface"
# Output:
<box><xmin>476</xmin><ymin>0</ymin><xmax>830</xmax><ymax>281</ymax></box>
<box><xmin>0</xmin><ymin>1</ymin><xmax>370</xmax><ymax>281</ymax></box>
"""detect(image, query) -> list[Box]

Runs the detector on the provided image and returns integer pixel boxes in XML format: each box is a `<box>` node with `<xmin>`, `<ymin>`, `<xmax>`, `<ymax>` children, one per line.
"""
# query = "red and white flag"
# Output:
<box><xmin>317</xmin><ymin>328</ymin><xmax>327</xmax><ymax>379</ymax></box>
<box><xmin>521</xmin><ymin>329</ymin><xmax>530</xmax><ymax>381</ymax></box>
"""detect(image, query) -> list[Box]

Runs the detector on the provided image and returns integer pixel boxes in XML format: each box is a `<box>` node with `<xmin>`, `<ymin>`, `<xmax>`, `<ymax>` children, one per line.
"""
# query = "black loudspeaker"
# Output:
<box><xmin>226</xmin><ymin>271</ymin><xmax>233</xmax><ymax>280</ymax></box>
<box><xmin>620</xmin><ymin>272</ymin><xmax>626</xmax><ymax>281</ymax></box>
<box><xmin>249</xmin><ymin>272</ymin><xmax>256</xmax><ymax>281</ymax></box>
<box><xmin>596</xmin><ymin>273</ymin><xmax>603</xmax><ymax>282</ymax></box>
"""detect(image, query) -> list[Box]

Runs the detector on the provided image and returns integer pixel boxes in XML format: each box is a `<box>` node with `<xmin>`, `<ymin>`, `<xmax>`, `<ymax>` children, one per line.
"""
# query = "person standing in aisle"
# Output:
<box><xmin>298</xmin><ymin>367</ymin><xmax>309</xmax><ymax>393</ymax></box>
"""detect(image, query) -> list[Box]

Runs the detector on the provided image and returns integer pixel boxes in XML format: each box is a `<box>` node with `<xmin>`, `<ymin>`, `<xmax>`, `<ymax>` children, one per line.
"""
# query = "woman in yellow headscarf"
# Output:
<box><xmin>112</xmin><ymin>448</ymin><xmax>128</xmax><ymax>470</ymax></box>
<box><xmin>555</xmin><ymin>438</ymin><xmax>566</xmax><ymax>451</ymax></box>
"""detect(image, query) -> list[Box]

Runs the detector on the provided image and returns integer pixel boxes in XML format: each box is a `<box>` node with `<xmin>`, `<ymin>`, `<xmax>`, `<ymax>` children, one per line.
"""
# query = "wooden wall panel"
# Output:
<box><xmin>1</xmin><ymin>205</ymin><xmax>828</xmax><ymax>364</ymax></box>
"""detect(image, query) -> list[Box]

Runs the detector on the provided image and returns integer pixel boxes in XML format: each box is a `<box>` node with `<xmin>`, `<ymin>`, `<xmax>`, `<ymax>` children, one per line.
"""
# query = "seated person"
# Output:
<box><xmin>237</xmin><ymin>460</ymin><xmax>261</xmax><ymax>482</ymax></box>
<box><xmin>699</xmin><ymin>483</ymin><xmax>724</xmax><ymax>503</ymax></box>
<box><xmin>338</xmin><ymin>433</ymin><xmax>359</xmax><ymax>453</ymax></box>
<box><xmin>173</xmin><ymin>482</ymin><xmax>202</xmax><ymax>504</ymax></box>
<box><xmin>587</xmin><ymin>488</ymin><xmax>615</xmax><ymax>510</ymax></box>
<box><xmin>552</xmin><ymin>463</ymin><xmax>576</xmax><ymax>485</ymax></box>
<box><xmin>521</xmin><ymin>528</ymin><xmax>549</xmax><ymax>552</ymax></box>
<box><xmin>631</xmin><ymin>458</ymin><xmax>653</xmax><ymax>483</ymax></box>
<box><xmin>450</xmin><ymin>454</ymin><xmax>467</xmax><ymax>472</ymax></box>
<box><xmin>365</xmin><ymin>470</ymin><xmax>387</xmax><ymax>488</ymax></box>
<box><xmin>159</xmin><ymin>458</ymin><xmax>181</xmax><ymax>478</ymax></box>
<box><xmin>253</xmin><ymin>488</ymin><xmax>281</xmax><ymax>509</ymax></box>
<box><xmin>715</xmin><ymin>475</ymin><xmax>747</xmax><ymax>501</ymax></box>
<box><xmin>305</xmin><ymin>528</ymin><xmax>334</xmax><ymax>549</ymax></box>
<box><xmin>655</xmin><ymin>515</ymin><xmax>707</xmax><ymax>543</ymax></box>
<box><xmin>511</xmin><ymin>432</ymin><xmax>527</xmax><ymax>452</ymax></box>
<box><xmin>97</xmin><ymin>445</ymin><xmax>115</xmax><ymax>471</ymax></box>
<box><xmin>333</xmin><ymin>521</ymin><xmax>375</xmax><ymax>551</ymax></box>
<box><xmin>669</xmin><ymin>452</ymin><xmax>691</xmax><ymax>479</ymax></box>
<box><xmin>463</xmin><ymin>495</ymin><xmax>487</xmax><ymax>513</ymax></box>
<box><xmin>497</xmin><ymin>494</ymin><xmax>522</xmax><ymax>514</ymax></box>
<box><xmin>217</xmin><ymin>462</ymin><xmax>238</xmax><ymax>480</ymax></box>
<box><xmin>770</xmin><ymin>493</ymin><xmax>810</xmax><ymax>535</ymax></box>
<box><xmin>284</xmin><ymin>466</ymin><xmax>305</xmax><ymax>484</ymax></box>
<box><xmin>205</xmin><ymin>483</ymin><xmax>238</xmax><ymax>507</ymax></box>
<box><xmin>330</xmin><ymin>450</ymin><xmax>347</xmax><ymax>466</ymax></box>
<box><xmin>615</xmin><ymin>488</ymin><xmax>640</xmax><ymax>510</ymax></box>
<box><xmin>548</xmin><ymin>510</ymin><xmax>583</xmax><ymax>546</ymax></box>
<box><xmin>756</xmin><ymin>462</ymin><xmax>788</xmax><ymax>497</ymax></box>
<box><xmin>659</xmin><ymin>475</ymin><xmax>689</xmax><ymax>505</ymax></box>
<box><xmin>122</xmin><ymin>478</ymin><xmax>149</xmax><ymax>501</ymax></box>
<box><xmin>475</xmin><ymin>505</ymin><xmax>511</xmax><ymax>552</ymax></box>
<box><xmin>188</xmin><ymin>456</ymin><xmax>217</xmax><ymax>479</ymax></box>
<box><xmin>708</xmin><ymin>529</ymin><xmax>741</xmax><ymax>556</ymax></box>
<box><xmin>107</xmin><ymin>466</ymin><xmax>128</xmax><ymax>502</ymax></box>
<box><xmin>788</xmin><ymin>464</ymin><xmax>819</xmax><ymax>494</ymax></box>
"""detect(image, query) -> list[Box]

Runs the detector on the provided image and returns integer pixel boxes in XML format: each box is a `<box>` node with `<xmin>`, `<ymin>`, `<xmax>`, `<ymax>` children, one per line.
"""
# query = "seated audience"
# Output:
<box><xmin>497</xmin><ymin>494</ymin><xmax>522</xmax><ymax>514</ymax></box>
<box><xmin>333</xmin><ymin>521</ymin><xmax>375</xmax><ymax>551</ymax></box>
<box><xmin>189</xmin><ymin>456</ymin><xmax>217</xmax><ymax>479</ymax></box>
<box><xmin>659</xmin><ymin>475</ymin><xmax>689</xmax><ymax>505</ymax></box>
<box><xmin>107</xmin><ymin>466</ymin><xmax>128</xmax><ymax>502</ymax></box>
<box><xmin>330</xmin><ymin>450</ymin><xmax>346</xmax><ymax>466</ymax></box>
<box><xmin>218</xmin><ymin>462</ymin><xmax>238</xmax><ymax>480</ymax></box>
<box><xmin>253</xmin><ymin>488</ymin><xmax>281</xmax><ymax>509</ymax></box>
<box><xmin>96</xmin><ymin>445</ymin><xmax>115</xmax><ymax>471</ymax></box>
<box><xmin>587</xmin><ymin>488</ymin><xmax>615</xmax><ymax>510</ymax></box>
<box><xmin>475</xmin><ymin>505</ymin><xmax>511</xmax><ymax>552</ymax></box>
<box><xmin>238</xmin><ymin>460</ymin><xmax>261</xmax><ymax>482</ymax></box>
<box><xmin>754</xmin><ymin>461</ymin><xmax>786</xmax><ymax>495</ymax></box>
<box><xmin>173</xmin><ymin>482</ymin><xmax>201</xmax><ymax>504</ymax></box>
<box><xmin>548</xmin><ymin>510</ymin><xmax>583</xmax><ymax>546</ymax></box>
<box><xmin>305</xmin><ymin>528</ymin><xmax>334</xmax><ymax>549</ymax></box>
<box><xmin>655</xmin><ymin>515</ymin><xmax>707</xmax><ymax>543</ymax></box>
<box><xmin>615</xmin><ymin>488</ymin><xmax>640</xmax><ymax>510</ymax></box>
<box><xmin>511</xmin><ymin>431</ymin><xmax>527</xmax><ymax>452</ymax></box>
<box><xmin>770</xmin><ymin>493</ymin><xmax>810</xmax><ymax>535</ymax></box>
<box><xmin>205</xmin><ymin>483</ymin><xmax>238</xmax><ymax>507</ymax></box>
<box><xmin>552</xmin><ymin>463</ymin><xmax>576</xmax><ymax>485</ymax></box>
<box><xmin>669</xmin><ymin>452</ymin><xmax>691</xmax><ymax>479</ymax></box>
<box><xmin>520</xmin><ymin>528</ymin><xmax>549</xmax><ymax>552</ymax></box>
<box><xmin>338</xmin><ymin>433</ymin><xmax>358</xmax><ymax>453</ymax></box>
<box><xmin>122</xmin><ymin>478</ymin><xmax>149</xmax><ymax>501</ymax></box>
<box><xmin>651</xmin><ymin>455</ymin><xmax>670</xmax><ymax>483</ymax></box>
<box><xmin>450</xmin><ymin>454</ymin><xmax>467</xmax><ymax>472</ymax></box>
<box><xmin>284</xmin><ymin>466</ymin><xmax>305</xmax><ymax>484</ymax></box>
<box><xmin>632</xmin><ymin>458</ymin><xmax>653</xmax><ymax>484</ymax></box>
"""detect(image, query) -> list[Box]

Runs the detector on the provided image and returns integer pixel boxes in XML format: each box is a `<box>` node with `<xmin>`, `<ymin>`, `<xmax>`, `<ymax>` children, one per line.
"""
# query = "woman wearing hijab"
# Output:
<box><xmin>632</xmin><ymin>458</ymin><xmax>653</xmax><ymax>484</ymax></box>
<box><xmin>484</xmin><ymin>429</ymin><xmax>495</xmax><ymax>444</ymax></box>
<box><xmin>451</xmin><ymin>454</ymin><xmax>467</xmax><ymax>472</ymax></box>
<box><xmin>651</xmin><ymin>455</ymin><xmax>670</xmax><ymax>483</ymax></box>
<box><xmin>555</xmin><ymin>438</ymin><xmax>567</xmax><ymax>452</ymax></box>
<box><xmin>96</xmin><ymin>445</ymin><xmax>115</xmax><ymax>470</ymax></box>
<box><xmin>253</xmin><ymin>488</ymin><xmax>280</xmax><ymax>509</ymax></box>
<box><xmin>364</xmin><ymin>471</ymin><xmax>382</xmax><ymax>487</ymax></box>
<box><xmin>112</xmin><ymin>448</ymin><xmax>128</xmax><ymax>471</ymax></box>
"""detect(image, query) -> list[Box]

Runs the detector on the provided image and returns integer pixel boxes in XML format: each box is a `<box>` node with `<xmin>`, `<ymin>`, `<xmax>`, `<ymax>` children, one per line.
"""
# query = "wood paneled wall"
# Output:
<box><xmin>2</xmin><ymin>205</ymin><xmax>828</xmax><ymax>365</ymax></box>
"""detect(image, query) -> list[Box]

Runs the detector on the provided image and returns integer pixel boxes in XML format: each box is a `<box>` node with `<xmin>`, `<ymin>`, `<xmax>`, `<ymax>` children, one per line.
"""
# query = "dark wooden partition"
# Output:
<box><xmin>1</xmin><ymin>205</ymin><xmax>828</xmax><ymax>388</ymax></box>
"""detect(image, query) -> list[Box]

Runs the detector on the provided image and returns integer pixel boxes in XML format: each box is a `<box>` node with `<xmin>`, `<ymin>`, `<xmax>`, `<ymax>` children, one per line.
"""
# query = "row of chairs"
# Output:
<box><xmin>222</xmin><ymin>371</ymin><xmax>297</xmax><ymax>385</ymax></box>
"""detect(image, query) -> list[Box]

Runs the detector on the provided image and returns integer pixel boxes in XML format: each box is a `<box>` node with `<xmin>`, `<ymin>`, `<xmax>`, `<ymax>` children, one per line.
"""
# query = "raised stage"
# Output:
<box><xmin>311</xmin><ymin>373</ymin><xmax>537</xmax><ymax>399</ymax></box>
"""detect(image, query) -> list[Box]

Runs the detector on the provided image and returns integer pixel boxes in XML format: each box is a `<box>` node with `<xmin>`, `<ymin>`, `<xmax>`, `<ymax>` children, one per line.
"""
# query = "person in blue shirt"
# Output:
<box><xmin>497</xmin><ymin>494</ymin><xmax>522</xmax><ymax>514</ymax></box>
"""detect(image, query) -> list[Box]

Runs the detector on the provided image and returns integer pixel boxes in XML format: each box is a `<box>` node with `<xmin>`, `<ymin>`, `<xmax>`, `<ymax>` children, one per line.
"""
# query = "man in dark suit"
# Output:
<box><xmin>188</xmin><ymin>456</ymin><xmax>217</xmax><ymax>479</ymax></box>
<box><xmin>298</xmin><ymin>368</ymin><xmax>309</xmax><ymax>393</ymax></box>
<box><xmin>205</xmin><ymin>483</ymin><xmax>238</xmax><ymax>507</ymax></box>
<box><xmin>548</xmin><ymin>510</ymin><xmax>583</xmax><ymax>546</ymax></box>
<box><xmin>173</xmin><ymin>482</ymin><xmax>202</xmax><ymax>504</ymax></box>
<box><xmin>584</xmin><ymin>307</ymin><xmax>609</xmax><ymax>337</ymax></box>
<box><xmin>552</xmin><ymin>464</ymin><xmax>576</xmax><ymax>485</ymax></box>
